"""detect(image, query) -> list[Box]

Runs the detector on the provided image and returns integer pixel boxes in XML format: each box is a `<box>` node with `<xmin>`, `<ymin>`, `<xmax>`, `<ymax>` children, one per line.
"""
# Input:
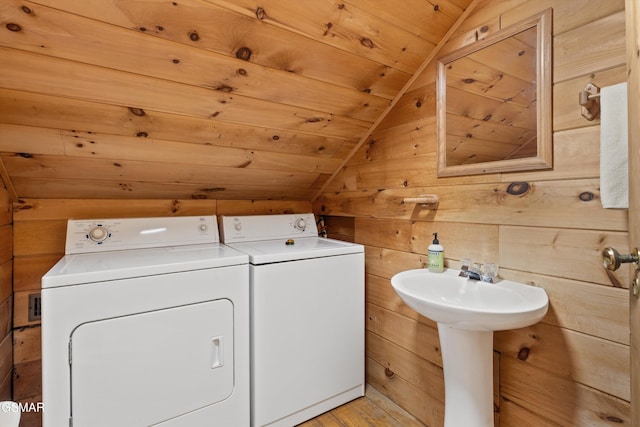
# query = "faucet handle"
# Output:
<box><xmin>481</xmin><ymin>263</ymin><xmax>499</xmax><ymax>283</ymax></box>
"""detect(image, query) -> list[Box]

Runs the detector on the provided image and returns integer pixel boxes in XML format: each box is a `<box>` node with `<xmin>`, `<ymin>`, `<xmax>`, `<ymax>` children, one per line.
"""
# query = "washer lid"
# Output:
<box><xmin>42</xmin><ymin>243</ymin><xmax>248</xmax><ymax>288</ymax></box>
<box><xmin>225</xmin><ymin>237</ymin><xmax>363</xmax><ymax>265</ymax></box>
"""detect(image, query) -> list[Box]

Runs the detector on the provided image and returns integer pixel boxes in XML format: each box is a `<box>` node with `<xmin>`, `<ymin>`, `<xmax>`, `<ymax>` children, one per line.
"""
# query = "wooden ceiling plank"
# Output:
<box><xmin>0</xmin><ymin>124</ymin><xmax>342</xmax><ymax>175</ymax></box>
<box><xmin>205</xmin><ymin>0</ymin><xmax>436</xmax><ymax>73</ymax></box>
<box><xmin>0</xmin><ymin>0</ymin><xmax>389</xmax><ymax>122</ymax></box>
<box><xmin>345</xmin><ymin>0</ymin><xmax>464</xmax><ymax>44</ymax></box>
<box><xmin>1</xmin><ymin>47</ymin><xmax>371</xmax><ymax>140</ymax></box>
<box><xmin>2</xmin><ymin>154</ymin><xmax>321</xmax><ymax>189</ymax></box>
<box><xmin>62</xmin><ymin>131</ymin><xmax>343</xmax><ymax>174</ymax></box>
<box><xmin>27</xmin><ymin>0</ymin><xmax>410</xmax><ymax>99</ymax></box>
<box><xmin>0</xmin><ymin>124</ymin><xmax>66</xmax><ymax>155</ymax></box>
<box><xmin>0</xmin><ymin>89</ymin><xmax>354</xmax><ymax>158</ymax></box>
<box><xmin>312</xmin><ymin>0</ymin><xmax>484</xmax><ymax>200</ymax></box>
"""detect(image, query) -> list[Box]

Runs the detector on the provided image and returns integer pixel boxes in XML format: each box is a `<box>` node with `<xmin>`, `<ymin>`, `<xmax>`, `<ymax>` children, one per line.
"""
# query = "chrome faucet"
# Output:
<box><xmin>459</xmin><ymin>260</ymin><xmax>498</xmax><ymax>283</ymax></box>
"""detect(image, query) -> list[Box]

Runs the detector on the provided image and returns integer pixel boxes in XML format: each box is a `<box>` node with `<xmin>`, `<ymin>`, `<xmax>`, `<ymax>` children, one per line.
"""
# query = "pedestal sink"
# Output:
<box><xmin>390</xmin><ymin>268</ymin><xmax>548</xmax><ymax>427</ymax></box>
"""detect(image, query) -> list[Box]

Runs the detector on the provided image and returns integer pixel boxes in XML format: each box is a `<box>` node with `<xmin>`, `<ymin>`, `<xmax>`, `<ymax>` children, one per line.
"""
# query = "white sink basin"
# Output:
<box><xmin>391</xmin><ymin>268</ymin><xmax>548</xmax><ymax>331</ymax></box>
<box><xmin>390</xmin><ymin>268</ymin><xmax>549</xmax><ymax>427</ymax></box>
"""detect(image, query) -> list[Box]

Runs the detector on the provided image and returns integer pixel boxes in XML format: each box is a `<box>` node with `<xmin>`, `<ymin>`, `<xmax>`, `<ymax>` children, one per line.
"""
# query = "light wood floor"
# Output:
<box><xmin>297</xmin><ymin>385</ymin><xmax>426</xmax><ymax>427</ymax></box>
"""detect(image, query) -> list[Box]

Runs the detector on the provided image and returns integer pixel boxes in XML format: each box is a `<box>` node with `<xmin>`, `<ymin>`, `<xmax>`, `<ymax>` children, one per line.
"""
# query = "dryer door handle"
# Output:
<box><xmin>211</xmin><ymin>336</ymin><xmax>224</xmax><ymax>369</ymax></box>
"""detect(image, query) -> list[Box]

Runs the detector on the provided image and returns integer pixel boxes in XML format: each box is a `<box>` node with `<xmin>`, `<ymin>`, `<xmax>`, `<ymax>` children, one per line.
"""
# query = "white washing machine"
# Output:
<box><xmin>41</xmin><ymin>216</ymin><xmax>250</xmax><ymax>427</ymax></box>
<box><xmin>220</xmin><ymin>213</ymin><xmax>365</xmax><ymax>427</ymax></box>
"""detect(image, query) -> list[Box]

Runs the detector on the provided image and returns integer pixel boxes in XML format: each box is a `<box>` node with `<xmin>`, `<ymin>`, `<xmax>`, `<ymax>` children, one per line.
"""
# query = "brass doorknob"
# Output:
<box><xmin>602</xmin><ymin>247</ymin><xmax>640</xmax><ymax>271</ymax></box>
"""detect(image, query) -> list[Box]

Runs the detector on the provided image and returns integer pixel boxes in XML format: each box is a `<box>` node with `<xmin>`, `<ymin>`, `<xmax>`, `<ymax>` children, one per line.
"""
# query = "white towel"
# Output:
<box><xmin>600</xmin><ymin>82</ymin><xmax>629</xmax><ymax>208</ymax></box>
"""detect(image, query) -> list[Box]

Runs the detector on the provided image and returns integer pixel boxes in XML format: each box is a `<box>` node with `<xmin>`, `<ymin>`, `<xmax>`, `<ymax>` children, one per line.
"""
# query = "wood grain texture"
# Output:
<box><xmin>313</xmin><ymin>0</ymin><xmax>632</xmax><ymax>424</ymax></box>
<box><xmin>0</xmin><ymin>186</ymin><xmax>11</xmax><ymax>408</ymax></box>
<box><xmin>0</xmin><ymin>0</ymin><xmax>473</xmax><ymax>201</ymax></box>
<box><xmin>627</xmin><ymin>0</ymin><xmax>640</xmax><ymax>423</ymax></box>
<box><xmin>298</xmin><ymin>385</ymin><xmax>426</xmax><ymax>427</ymax></box>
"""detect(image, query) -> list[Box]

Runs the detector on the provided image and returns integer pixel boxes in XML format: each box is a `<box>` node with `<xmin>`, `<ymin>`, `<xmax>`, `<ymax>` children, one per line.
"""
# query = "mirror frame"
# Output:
<box><xmin>436</xmin><ymin>9</ymin><xmax>552</xmax><ymax>177</ymax></box>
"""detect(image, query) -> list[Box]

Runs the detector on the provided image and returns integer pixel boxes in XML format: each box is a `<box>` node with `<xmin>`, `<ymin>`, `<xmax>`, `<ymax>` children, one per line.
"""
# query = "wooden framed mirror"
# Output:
<box><xmin>436</xmin><ymin>9</ymin><xmax>552</xmax><ymax>177</ymax></box>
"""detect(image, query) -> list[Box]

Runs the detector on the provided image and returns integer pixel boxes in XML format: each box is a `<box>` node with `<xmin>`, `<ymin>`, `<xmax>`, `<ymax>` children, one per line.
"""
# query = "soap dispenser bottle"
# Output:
<box><xmin>428</xmin><ymin>232</ymin><xmax>444</xmax><ymax>273</ymax></box>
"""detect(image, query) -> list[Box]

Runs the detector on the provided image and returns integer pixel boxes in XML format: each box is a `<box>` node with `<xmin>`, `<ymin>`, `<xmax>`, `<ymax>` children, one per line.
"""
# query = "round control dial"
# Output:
<box><xmin>294</xmin><ymin>218</ymin><xmax>306</xmax><ymax>231</ymax></box>
<box><xmin>88</xmin><ymin>226</ymin><xmax>109</xmax><ymax>242</ymax></box>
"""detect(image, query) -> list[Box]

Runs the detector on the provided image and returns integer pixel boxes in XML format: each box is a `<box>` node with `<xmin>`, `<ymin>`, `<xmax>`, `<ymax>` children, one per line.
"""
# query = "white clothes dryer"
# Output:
<box><xmin>41</xmin><ymin>216</ymin><xmax>249</xmax><ymax>427</ymax></box>
<box><xmin>220</xmin><ymin>213</ymin><xmax>365</xmax><ymax>427</ymax></box>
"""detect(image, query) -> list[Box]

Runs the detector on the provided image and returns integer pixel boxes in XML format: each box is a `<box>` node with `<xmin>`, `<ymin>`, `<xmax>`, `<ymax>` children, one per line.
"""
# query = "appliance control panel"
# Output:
<box><xmin>65</xmin><ymin>216</ymin><xmax>219</xmax><ymax>254</ymax></box>
<box><xmin>220</xmin><ymin>213</ymin><xmax>318</xmax><ymax>243</ymax></box>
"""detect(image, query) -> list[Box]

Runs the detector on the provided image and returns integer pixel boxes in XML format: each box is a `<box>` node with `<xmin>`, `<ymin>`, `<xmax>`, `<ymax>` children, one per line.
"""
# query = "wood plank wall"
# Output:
<box><xmin>314</xmin><ymin>0</ymin><xmax>631</xmax><ymax>425</ymax></box>
<box><xmin>0</xmin><ymin>185</ymin><xmax>13</xmax><ymax>402</ymax></box>
<box><xmin>12</xmin><ymin>198</ymin><xmax>310</xmax><ymax>427</ymax></box>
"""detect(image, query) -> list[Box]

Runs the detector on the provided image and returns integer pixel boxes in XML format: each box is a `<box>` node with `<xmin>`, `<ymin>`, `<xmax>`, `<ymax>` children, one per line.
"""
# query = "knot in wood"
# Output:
<box><xmin>21</xmin><ymin>6</ymin><xmax>32</xmax><ymax>14</ymax></box>
<box><xmin>480</xmin><ymin>25</ymin><xmax>489</xmax><ymax>33</ymax></box>
<box><xmin>136</xmin><ymin>131</ymin><xmax>148</xmax><ymax>138</ymax></box>
<box><xmin>128</xmin><ymin>107</ymin><xmax>146</xmax><ymax>117</ymax></box>
<box><xmin>18</xmin><ymin>153</ymin><xmax>33</xmax><ymax>158</ymax></box>
<box><xmin>306</xmin><ymin>117</ymin><xmax>323</xmax><ymax>123</ymax></box>
<box><xmin>236</xmin><ymin>47</ymin><xmax>252</xmax><ymax>61</ymax></box>
<box><xmin>506</xmin><ymin>182</ymin><xmax>530</xmax><ymax>196</ymax></box>
<box><xmin>188</xmin><ymin>31</ymin><xmax>200</xmax><ymax>41</ymax></box>
<box><xmin>579</xmin><ymin>191</ymin><xmax>595</xmax><ymax>202</ymax></box>
<box><xmin>359</xmin><ymin>37</ymin><xmax>374</xmax><ymax>49</ymax></box>
<box><xmin>5</xmin><ymin>23</ymin><xmax>22</xmax><ymax>32</ymax></box>
<box><xmin>517</xmin><ymin>347</ymin><xmax>530</xmax><ymax>361</ymax></box>
<box><xmin>463</xmin><ymin>78</ymin><xmax>475</xmax><ymax>84</ymax></box>
<box><xmin>323</xmin><ymin>22</ymin><xmax>333</xmax><ymax>36</ymax></box>
<box><xmin>271</xmin><ymin>135</ymin><xmax>280</xmax><ymax>141</ymax></box>
<box><xmin>433</xmin><ymin>4</ymin><xmax>440</xmax><ymax>11</ymax></box>
<box><xmin>215</xmin><ymin>84</ymin><xmax>233</xmax><ymax>93</ymax></box>
<box><xmin>384</xmin><ymin>368</ymin><xmax>395</xmax><ymax>378</ymax></box>
<box><xmin>255</xmin><ymin>7</ymin><xmax>266</xmax><ymax>20</ymax></box>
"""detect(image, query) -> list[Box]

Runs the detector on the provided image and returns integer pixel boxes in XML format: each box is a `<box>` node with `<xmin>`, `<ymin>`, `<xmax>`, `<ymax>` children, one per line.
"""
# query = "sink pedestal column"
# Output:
<box><xmin>438</xmin><ymin>324</ymin><xmax>494</xmax><ymax>427</ymax></box>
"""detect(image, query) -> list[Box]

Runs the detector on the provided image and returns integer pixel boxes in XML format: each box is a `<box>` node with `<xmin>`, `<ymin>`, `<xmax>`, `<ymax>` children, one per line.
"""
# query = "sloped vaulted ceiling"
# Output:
<box><xmin>0</xmin><ymin>0</ymin><xmax>474</xmax><ymax>200</ymax></box>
